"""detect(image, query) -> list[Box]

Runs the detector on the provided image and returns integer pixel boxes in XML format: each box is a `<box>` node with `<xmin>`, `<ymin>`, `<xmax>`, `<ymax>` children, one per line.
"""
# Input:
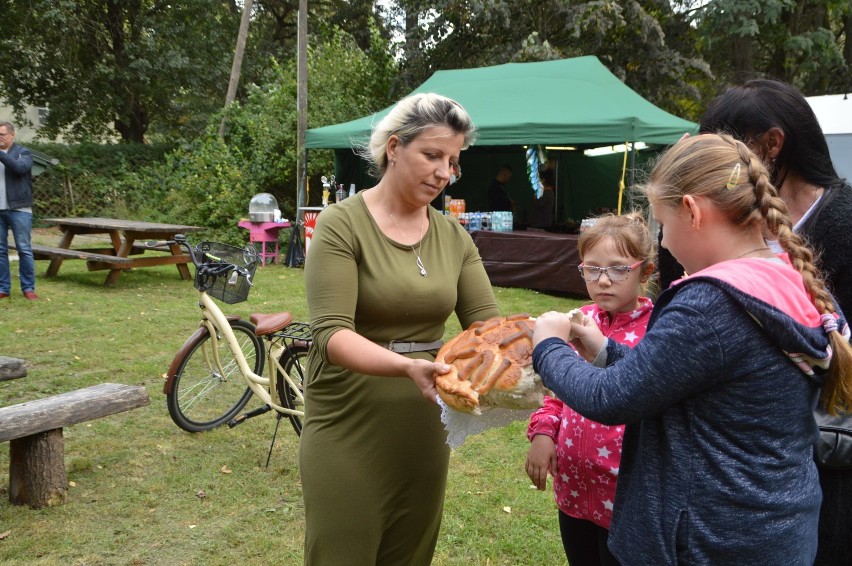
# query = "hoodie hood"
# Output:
<box><xmin>669</xmin><ymin>254</ymin><xmax>846</xmax><ymax>381</ymax></box>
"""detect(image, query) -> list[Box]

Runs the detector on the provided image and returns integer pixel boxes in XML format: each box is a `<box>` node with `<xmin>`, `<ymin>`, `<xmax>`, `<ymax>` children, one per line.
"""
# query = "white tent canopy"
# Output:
<box><xmin>806</xmin><ymin>93</ymin><xmax>852</xmax><ymax>181</ymax></box>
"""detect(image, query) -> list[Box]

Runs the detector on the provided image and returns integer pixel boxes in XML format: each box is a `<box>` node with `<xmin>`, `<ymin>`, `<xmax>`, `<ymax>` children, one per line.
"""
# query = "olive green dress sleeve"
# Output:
<box><xmin>304</xmin><ymin>202</ymin><xmax>359</xmax><ymax>364</ymax></box>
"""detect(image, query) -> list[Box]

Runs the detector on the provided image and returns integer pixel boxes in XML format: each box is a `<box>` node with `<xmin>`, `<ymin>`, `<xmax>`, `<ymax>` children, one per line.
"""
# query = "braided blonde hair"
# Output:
<box><xmin>648</xmin><ymin>133</ymin><xmax>852</xmax><ymax>413</ymax></box>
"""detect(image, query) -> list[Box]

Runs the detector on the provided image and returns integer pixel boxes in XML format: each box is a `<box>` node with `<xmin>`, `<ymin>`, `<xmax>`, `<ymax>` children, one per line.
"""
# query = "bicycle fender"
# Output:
<box><xmin>163</xmin><ymin>326</ymin><xmax>209</xmax><ymax>395</ymax></box>
<box><xmin>162</xmin><ymin>316</ymin><xmax>243</xmax><ymax>394</ymax></box>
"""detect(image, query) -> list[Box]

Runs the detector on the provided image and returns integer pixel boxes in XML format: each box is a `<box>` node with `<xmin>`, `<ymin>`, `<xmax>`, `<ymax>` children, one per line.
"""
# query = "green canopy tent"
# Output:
<box><xmin>305</xmin><ymin>56</ymin><xmax>697</xmax><ymax>224</ymax></box>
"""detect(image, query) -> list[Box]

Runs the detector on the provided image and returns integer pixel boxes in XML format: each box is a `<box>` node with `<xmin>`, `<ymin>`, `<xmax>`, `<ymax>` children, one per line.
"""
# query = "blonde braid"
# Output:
<box><xmin>722</xmin><ymin>134</ymin><xmax>852</xmax><ymax>412</ymax></box>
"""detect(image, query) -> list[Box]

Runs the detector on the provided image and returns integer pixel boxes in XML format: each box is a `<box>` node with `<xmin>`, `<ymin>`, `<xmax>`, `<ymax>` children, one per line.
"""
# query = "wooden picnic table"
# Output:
<box><xmin>32</xmin><ymin>217</ymin><xmax>203</xmax><ymax>286</ymax></box>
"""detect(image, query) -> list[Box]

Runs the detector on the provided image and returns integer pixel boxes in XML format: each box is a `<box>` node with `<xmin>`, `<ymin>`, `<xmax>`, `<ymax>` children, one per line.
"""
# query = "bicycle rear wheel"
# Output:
<box><xmin>167</xmin><ymin>319</ymin><xmax>265</xmax><ymax>432</ymax></box>
<box><xmin>275</xmin><ymin>343</ymin><xmax>309</xmax><ymax>435</ymax></box>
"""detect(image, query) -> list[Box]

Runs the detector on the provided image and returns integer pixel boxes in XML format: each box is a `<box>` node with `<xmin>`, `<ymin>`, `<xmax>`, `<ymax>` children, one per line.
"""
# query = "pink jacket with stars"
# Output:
<box><xmin>527</xmin><ymin>297</ymin><xmax>653</xmax><ymax>529</ymax></box>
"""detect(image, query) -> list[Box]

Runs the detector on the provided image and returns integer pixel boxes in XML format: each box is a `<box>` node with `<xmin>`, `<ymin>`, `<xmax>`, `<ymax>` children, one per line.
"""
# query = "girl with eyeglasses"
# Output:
<box><xmin>532</xmin><ymin>133</ymin><xmax>852</xmax><ymax>564</ymax></box>
<box><xmin>525</xmin><ymin>212</ymin><xmax>655</xmax><ymax>566</ymax></box>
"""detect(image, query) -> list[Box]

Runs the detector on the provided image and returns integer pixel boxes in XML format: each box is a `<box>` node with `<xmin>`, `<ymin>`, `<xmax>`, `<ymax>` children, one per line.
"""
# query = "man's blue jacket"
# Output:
<box><xmin>0</xmin><ymin>143</ymin><xmax>34</xmax><ymax>209</ymax></box>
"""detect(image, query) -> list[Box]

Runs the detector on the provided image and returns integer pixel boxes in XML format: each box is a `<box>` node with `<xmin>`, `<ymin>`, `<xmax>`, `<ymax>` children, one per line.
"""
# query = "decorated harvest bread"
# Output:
<box><xmin>435</xmin><ymin>310</ymin><xmax>585</xmax><ymax>415</ymax></box>
<box><xmin>435</xmin><ymin>311</ymin><xmax>586</xmax><ymax>414</ymax></box>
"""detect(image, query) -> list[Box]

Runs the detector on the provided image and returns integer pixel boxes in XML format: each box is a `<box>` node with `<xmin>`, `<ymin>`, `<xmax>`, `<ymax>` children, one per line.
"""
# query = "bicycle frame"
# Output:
<box><xmin>194</xmin><ymin>289</ymin><xmax>305</xmax><ymax>418</ymax></box>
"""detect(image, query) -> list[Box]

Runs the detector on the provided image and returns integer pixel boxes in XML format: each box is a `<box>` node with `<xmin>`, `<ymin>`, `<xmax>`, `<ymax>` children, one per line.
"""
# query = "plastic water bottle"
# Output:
<box><xmin>469</xmin><ymin>212</ymin><xmax>481</xmax><ymax>231</ymax></box>
<box><xmin>349</xmin><ymin>183</ymin><xmax>356</xmax><ymax>198</ymax></box>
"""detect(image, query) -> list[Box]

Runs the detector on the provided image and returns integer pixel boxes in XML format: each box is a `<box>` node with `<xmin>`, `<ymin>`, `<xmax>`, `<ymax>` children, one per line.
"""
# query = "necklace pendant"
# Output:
<box><xmin>417</xmin><ymin>256</ymin><xmax>428</xmax><ymax>277</ymax></box>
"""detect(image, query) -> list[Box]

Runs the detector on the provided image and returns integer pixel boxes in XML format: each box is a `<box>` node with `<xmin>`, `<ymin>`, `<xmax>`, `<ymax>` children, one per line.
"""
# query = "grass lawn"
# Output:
<box><xmin>0</xmin><ymin>239</ymin><xmax>586</xmax><ymax>565</ymax></box>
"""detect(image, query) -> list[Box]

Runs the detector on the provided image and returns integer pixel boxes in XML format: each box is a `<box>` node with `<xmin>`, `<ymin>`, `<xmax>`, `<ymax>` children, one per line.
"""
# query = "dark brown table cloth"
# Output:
<box><xmin>470</xmin><ymin>230</ymin><xmax>589</xmax><ymax>299</ymax></box>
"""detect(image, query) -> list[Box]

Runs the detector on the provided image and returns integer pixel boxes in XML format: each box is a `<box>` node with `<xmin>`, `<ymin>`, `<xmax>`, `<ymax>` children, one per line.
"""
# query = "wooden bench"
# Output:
<box><xmin>20</xmin><ymin>243</ymin><xmax>135</xmax><ymax>266</ymax></box>
<box><xmin>0</xmin><ymin>356</ymin><xmax>27</xmax><ymax>382</ymax></box>
<box><xmin>0</xmin><ymin>383</ymin><xmax>150</xmax><ymax>508</ymax></box>
<box><xmin>13</xmin><ymin>243</ymin><xmax>169</xmax><ymax>260</ymax></box>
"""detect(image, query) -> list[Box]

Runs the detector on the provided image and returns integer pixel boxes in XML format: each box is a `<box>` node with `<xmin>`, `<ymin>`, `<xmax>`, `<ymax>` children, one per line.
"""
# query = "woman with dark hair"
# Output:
<box><xmin>658</xmin><ymin>78</ymin><xmax>852</xmax><ymax>565</ymax></box>
<box><xmin>699</xmin><ymin>79</ymin><xmax>852</xmax><ymax>314</ymax></box>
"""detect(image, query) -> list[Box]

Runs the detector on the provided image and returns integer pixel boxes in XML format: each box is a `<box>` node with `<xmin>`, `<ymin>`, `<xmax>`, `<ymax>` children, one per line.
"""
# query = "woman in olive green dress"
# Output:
<box><xmin>301</xmin><ymin>93</ymin><xmax>501</xmax><ymax>565</ymax></box>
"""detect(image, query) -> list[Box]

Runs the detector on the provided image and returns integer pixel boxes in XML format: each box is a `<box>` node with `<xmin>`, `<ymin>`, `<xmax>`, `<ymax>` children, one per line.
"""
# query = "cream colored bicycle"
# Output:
<box><xmin>162</xmin><ymin>235</ymin><xmax>311</xmax><ymax>439</ymax></box>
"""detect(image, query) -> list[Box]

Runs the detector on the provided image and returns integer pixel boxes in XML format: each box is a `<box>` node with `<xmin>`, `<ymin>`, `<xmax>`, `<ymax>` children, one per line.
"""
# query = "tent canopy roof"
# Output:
<box><xmin>306</xmin><ymin>56</ymin><xmax>697</xmax><ymax>149</ymax></box>
<box><xmin>30</xmin><ymin>148</ymin><xmax>59</xmax><ymax>177</ymax></box>
<box><xmin>807</xmin><ymin>94</ymin><xmax>852</xmax><ymax>135</ymax></box>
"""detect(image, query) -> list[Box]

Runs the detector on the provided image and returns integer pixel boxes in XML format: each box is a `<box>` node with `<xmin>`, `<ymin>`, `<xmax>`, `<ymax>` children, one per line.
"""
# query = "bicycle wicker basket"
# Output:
<box><xmin>193</xmin><ymin>242</ymin><xmax>260</xmax><ymax>304</ymax></box>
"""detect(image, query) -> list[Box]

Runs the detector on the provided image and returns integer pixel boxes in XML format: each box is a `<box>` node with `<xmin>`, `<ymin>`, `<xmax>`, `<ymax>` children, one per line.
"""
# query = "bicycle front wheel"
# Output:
<box><xmin>276</xmin><ymin>343</ymin><xmax>309</xmax><ymax>435</ymax></box>
<box><xmin>167</xmin><ymin>319</ymin><xmax>265</xmax><ymax>432</ymax></box>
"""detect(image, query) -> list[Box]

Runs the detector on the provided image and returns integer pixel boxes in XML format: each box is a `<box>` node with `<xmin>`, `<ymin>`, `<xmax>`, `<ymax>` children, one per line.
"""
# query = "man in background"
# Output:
<box><xmin>487</xmin><ymin>164</ymin><xmax>513</xmax><ymax>212</ymax></box>
<box><xmin>529</xmin><ymin>169</ymin><xmax>555</xmax><ymax>229</ymax></box>
<box><xmin>0</xmin><ymin>121</ymin><xmax>37</xmax><ymax>300</ymax></box>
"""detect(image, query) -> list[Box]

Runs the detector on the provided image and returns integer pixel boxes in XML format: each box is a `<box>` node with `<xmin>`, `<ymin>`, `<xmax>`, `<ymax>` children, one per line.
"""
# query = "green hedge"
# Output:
<box><xmin>29</xmin><ymin>142</ymin><xmax>176</xmax><ymax>224</ymax></box>
<box><xmin>27</xmin><ymin>140</ymin><xmax>298</xmax><ymax>246</ymax></box>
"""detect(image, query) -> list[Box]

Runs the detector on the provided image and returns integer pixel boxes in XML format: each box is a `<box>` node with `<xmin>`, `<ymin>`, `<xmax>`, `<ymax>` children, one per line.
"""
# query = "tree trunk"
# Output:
<box><xmin>114</xmin><ymin>99</ymin><xmax>149</xmax><ymax>143</ymax></box>
<box><xmin>9</xmin><ymin>429</ymin><xmax>68</xmax><ymax>508</ymax></box>
<box><xmin>296</xmin><ymin>0</ymin><xmax>308</xmax><ymax>220</ymax></box>
<box><xmin>404</xmin><ymin>7</ymin><xmax>419</xmax><ymax>64</ymax></box>
<box><xmin>219</xmin><ymin>0</ymin><xmax>254</xmax><ymax>137</ymax></box>
<box><xmin>731</xmin><ymin>36</ymin><xmax>754</xmax><ymax>83</ymax></box>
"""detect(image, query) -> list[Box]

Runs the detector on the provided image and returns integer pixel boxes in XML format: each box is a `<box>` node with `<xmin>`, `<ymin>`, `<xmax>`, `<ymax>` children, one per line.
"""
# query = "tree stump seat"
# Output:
<box><xmin>0</xmin><ymin>383</ymin><xmax>150</xmax><ymax>508</ymax></box>
<box><xmin>0</xmin><ymin>356</ymin><xmax>27</xmax><ymax>382</ymax></box>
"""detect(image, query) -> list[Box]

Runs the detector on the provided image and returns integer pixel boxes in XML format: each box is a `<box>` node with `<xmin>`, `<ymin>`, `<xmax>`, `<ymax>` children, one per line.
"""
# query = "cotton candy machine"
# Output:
<box><xmin>249</xmin><ymin>193</ymin><xmax>279</xmax><ymax>223</ymax></box>
<box><xmin>241</xmin><ymin>193</ymin><xmax>289</xmax><ymax>266</ymax></box>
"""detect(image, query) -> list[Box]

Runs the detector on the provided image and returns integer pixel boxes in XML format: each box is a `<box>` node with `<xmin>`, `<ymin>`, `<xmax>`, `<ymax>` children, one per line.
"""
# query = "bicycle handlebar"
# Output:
<box><xmin>147</xmin><ymin>234</ymin><xmax>202</xmax><ymax>267</ymax></box>
<box><xmin>150</xmin><ymin>234</ymin><xmax>256</xmax><ymax>284</ymax></box>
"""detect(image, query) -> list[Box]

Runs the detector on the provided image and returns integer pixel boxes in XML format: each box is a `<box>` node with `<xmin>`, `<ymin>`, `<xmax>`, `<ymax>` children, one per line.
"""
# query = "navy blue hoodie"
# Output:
<box><xmin>534</xmin><ymin>255</ymin><xmax>844</xmax><ymax>565</ymax></box>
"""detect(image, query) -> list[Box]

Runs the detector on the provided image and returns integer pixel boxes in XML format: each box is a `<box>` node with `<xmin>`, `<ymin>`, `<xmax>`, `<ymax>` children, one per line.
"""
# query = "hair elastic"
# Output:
<box><xmin>821</xmin><ymin>313</ymin><xmax>839</xmax><ymax>334</ymax></box>
<box><xmin>726</xmin><ymin>162</ymin><xmax>741</xmax><ymax>190</ymax></box>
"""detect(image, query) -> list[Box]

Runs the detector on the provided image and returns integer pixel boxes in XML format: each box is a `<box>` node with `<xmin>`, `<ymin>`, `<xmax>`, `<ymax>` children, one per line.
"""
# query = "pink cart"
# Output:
<box><xmin>238</xmin><ymin>220</ymin><xmax>291</xmax><ymax>266</ymax></box>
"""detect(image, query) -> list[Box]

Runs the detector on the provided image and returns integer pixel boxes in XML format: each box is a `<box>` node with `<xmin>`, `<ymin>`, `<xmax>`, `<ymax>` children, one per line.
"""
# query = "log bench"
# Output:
<box><xmin>0</xmin><ymin>383</ymin><xmax>150</xmax><ymax>508</ymax></box>
<box><xmin>0</xmin><ymin>356</ymin><xmax>27</xmax><ymax>382</ymax></box>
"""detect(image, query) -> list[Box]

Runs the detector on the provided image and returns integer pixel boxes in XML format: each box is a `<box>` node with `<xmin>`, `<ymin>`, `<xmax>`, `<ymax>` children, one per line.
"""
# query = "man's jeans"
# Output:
<box><xmin>0</xmin><ymin>209</ymin><xmax>35</xmax><ymax>293</ymax></box>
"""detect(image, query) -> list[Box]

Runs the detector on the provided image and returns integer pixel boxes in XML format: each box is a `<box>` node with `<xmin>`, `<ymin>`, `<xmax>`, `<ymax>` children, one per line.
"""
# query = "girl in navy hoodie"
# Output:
<box><xmin>533</xmin><ymin>133</ymin><xmax>852</xmax><ymax>565</ymax></box>
<box><xmin>526</xmin><ymin>213</ymin><xmax>654</xmax><ymax>566</ymax></box>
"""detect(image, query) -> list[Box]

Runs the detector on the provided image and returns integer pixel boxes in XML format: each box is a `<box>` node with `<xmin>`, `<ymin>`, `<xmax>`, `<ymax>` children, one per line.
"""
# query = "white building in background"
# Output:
<box><xmin>0</xmin><ymin>100</ymin><xmax>56</xmax><ymax>143</ymax></box>
<box><xmin>807</xmin><ymin>94</ymin><xmax>852</xmax><ymax>182</ymax></box>
<box><xmin>0</xmin><ymin>100</ymin><xmax>61</xmax><ymax>173</ymax></box>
